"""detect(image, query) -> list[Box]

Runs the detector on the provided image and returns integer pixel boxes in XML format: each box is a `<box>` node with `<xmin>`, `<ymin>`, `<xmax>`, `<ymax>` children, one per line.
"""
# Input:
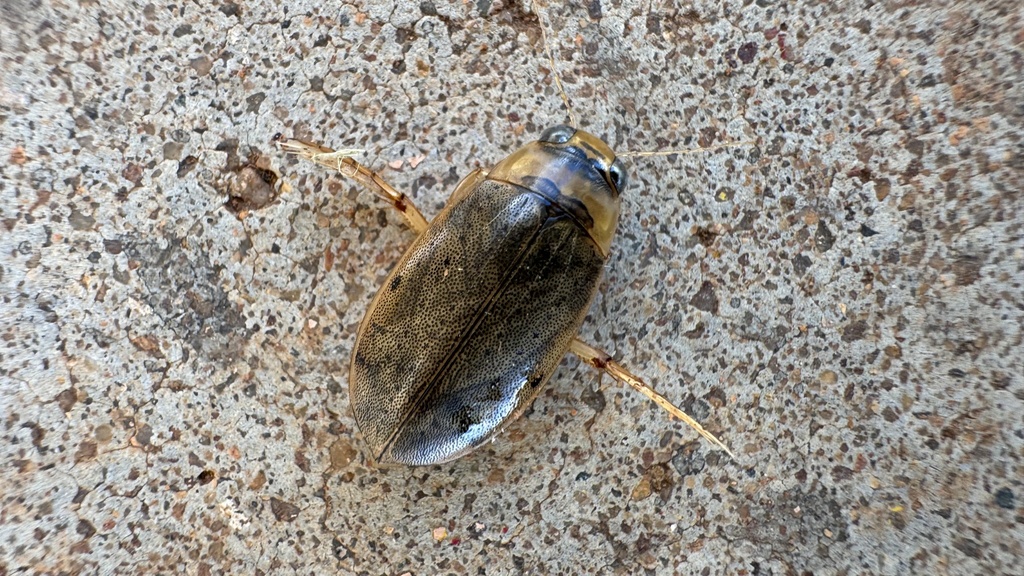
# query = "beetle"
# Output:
<box><xmin>273</xmin><ymin>9</ymin><xmax>737</xmax><ymax>467</ymax></box>
<box><xmin>276</xmin><ymin>124</ymin><xmax>735</xmax><ymax>466</ymax></box>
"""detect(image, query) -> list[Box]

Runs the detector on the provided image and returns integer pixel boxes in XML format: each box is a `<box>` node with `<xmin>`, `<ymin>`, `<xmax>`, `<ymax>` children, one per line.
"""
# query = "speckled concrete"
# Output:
<box><xmin>2</xmin><ymin>0</ymin><xmax>1022</xmax><ymax>574</ymax></box>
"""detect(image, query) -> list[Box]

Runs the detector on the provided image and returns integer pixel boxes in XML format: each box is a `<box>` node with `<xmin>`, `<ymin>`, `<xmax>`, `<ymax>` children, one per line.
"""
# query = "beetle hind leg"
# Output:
<box><xmin>569</xmin><ymin>339</ymin><xmax>737</xmax><ymax>460</ymax></box>
<box><xmin>274</xmin><ymin>135</ymin><xmax>429</xmax><ymax>234</ymax></box>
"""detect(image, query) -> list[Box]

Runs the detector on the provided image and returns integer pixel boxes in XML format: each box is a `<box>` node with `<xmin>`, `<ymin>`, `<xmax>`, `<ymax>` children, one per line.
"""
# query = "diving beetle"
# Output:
<box><xmin>273</xmin><ymin>6</ymin><xmax>738</xmax><ymax>466</ymax></box>
<box><xmin>276</xmin><ymin>124</ymin><xmax>735</xmax><ymax>466</ymax></box>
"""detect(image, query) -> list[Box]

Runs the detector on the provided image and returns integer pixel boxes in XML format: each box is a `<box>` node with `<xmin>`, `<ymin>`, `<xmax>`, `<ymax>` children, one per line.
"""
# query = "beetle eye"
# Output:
<box><xmin>608</xmin><ymin>159</ymin><xmax>628</xmax><ymax>193</ymax></box>
<box><xmin>539</xmin><ymin>125</ymin><xmax>575</xmax><ymax>144</ymax></box>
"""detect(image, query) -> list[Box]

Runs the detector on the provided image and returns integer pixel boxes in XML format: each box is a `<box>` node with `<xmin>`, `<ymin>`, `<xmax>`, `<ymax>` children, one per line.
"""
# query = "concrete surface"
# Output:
<box><xmin>2</xmin><ymin>0</ymin><xmax>1022</xmax><ymax>574</ymax></box>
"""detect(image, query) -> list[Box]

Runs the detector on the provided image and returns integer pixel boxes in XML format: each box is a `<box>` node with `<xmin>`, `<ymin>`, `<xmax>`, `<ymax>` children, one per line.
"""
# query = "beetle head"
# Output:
<box><xmin>488</xmin><ymin>125</ymin><xmax>626</xmax><ymax>256</ymax></box>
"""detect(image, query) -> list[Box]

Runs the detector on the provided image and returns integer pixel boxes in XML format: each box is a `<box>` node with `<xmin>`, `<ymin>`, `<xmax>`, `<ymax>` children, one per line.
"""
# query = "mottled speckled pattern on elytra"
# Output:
<box><xmin>1</xmin><ymin>0</ymin><xmax>1022</xmax><ymax>574</ymax></box>
<box><xmin>352</xmin><ymin>180</ymin><xmax>604</xmax><ymax>465</ymax></box>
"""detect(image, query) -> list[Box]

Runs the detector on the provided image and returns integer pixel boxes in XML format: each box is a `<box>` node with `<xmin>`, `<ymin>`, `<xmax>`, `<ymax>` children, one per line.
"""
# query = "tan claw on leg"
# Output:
<box><xmin>569</xmin><ymin>338</ymin><xmax>737</xmax><ymax>460</ymax></box>
<box><xmin>274</xmin><ymin>134</ymin><xmax>429</xmax><ymax>234</ymax></box>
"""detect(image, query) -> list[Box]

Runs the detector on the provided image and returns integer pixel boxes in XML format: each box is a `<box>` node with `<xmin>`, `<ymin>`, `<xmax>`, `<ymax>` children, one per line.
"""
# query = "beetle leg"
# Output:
<box><xmin>569</xmin><ymin>339</ymin><xmax>737</xmax><ymax>460</ymax></box>
<box><xmin>274</xmin><ymin>136</ymin><xmax>429</xmax><ymax>234</ymax></box>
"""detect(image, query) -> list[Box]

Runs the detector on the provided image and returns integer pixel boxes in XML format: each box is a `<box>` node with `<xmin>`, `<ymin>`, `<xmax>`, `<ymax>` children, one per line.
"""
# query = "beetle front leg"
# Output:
<box><xmin>274</xmin><ymin>135</ymin><xmax>429</xmax><ymax>234</ymax></box>
<box><xmin>569</xmin><ymin>339</ymin><xmax>737</xmax><ymax>460</ymax></box>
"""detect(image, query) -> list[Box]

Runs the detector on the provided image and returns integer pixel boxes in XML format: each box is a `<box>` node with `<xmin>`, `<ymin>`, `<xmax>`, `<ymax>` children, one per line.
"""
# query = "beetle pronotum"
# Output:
<box><xmin>275</xmin><ymin>3</ymin><xmax>743</xmax><ymax>466</ymax></box>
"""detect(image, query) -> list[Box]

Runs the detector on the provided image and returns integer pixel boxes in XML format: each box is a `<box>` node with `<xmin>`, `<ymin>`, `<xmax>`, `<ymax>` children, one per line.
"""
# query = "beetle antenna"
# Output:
<box><xmin>619</xmin><ymin>139</ymin><xmax>757</xmax><ymax>158</ymax></box>
<box><xmin>534</xmin><ymin>1</ymin><xmax>578</xmax><ymax>128</ymax></box>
